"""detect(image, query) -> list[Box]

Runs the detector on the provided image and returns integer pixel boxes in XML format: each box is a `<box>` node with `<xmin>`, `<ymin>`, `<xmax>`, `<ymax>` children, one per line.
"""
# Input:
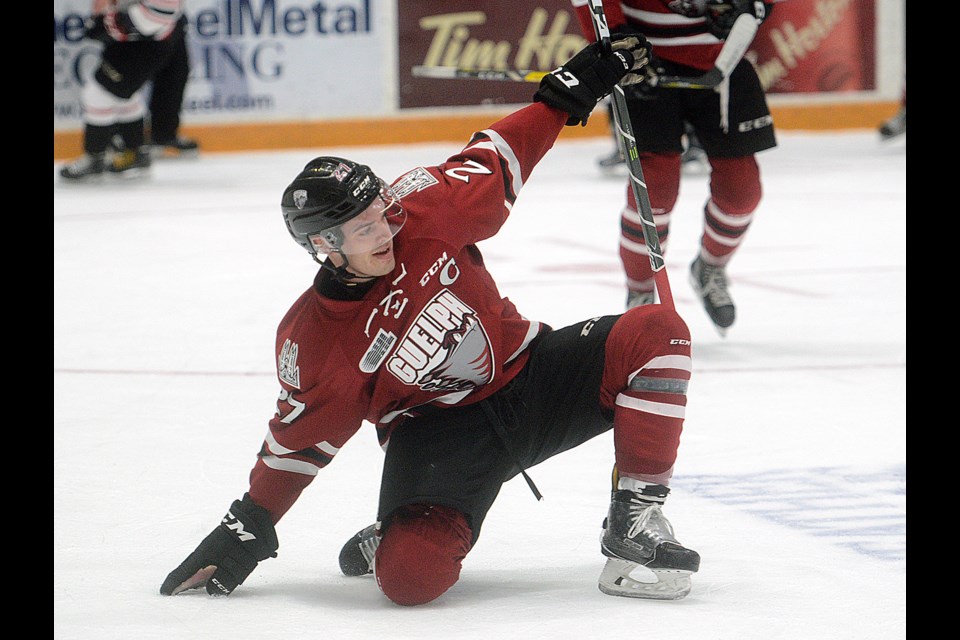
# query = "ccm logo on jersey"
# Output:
<box><xmin>420</xmin><ymin>252</ymin><xmax>460</xmax><ymax>287</ymax></box>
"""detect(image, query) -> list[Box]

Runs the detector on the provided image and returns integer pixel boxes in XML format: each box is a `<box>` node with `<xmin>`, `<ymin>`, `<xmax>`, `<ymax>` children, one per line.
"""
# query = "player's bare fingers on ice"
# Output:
<box><xmin>170</xmin><ymin>565</ymin><xmax>217</xmax><ymax>595</ymax></box>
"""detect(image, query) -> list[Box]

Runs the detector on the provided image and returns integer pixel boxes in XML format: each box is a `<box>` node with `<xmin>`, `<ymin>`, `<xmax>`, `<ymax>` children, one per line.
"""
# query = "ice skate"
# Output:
<box><xmin>681</xmin><ymin>129</ymin><xmax>709</xmax><ymax>175</ymax></box>
<box><xmin>59</xmin><ymin>153</ymin><xmax>105</xmax><ymax>182</ymax></box>
<box><xmin>597</xmin><ymin>146</ymin><xmax>627</xmax><ymax>177</ymax></box>
<box><xmin>338</xmin><ymin>523</ymin><xmax>380</xmax><ymax>577</ymax></box>
<box><xmin>878</xmin><ymin>107</ymin><xmax>906</xmax><ymax>141</ymax></box>
<box><xmin>626</xmin><ymin>290</ymin><xmax>655</xmax><ymax>310</ymax></box>
<box><xmin>599</xmin><ymin>486</ymin><xmax>699</xmax><ymax>600</ymax></box>
<box><xmin>109</xmin><ymin>147</ymin><xmax>152</xmax><ymax>178</ymax></box>
<box><xmin>151</xmin><ymin>136</ymin><xmax>200</xmax><ymax>159</ymax></box>
<box><xmin>689</xmin><ymin>256</ymin><xmax>735</xmax><ymax>335</ymax></box>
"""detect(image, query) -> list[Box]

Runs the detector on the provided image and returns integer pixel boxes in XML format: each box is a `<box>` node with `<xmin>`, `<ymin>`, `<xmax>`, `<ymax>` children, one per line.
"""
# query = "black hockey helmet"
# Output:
<box><xmin>281</xmin><ymin>156</ymin><xmax>403</xmax><ymax>256</ymax></box>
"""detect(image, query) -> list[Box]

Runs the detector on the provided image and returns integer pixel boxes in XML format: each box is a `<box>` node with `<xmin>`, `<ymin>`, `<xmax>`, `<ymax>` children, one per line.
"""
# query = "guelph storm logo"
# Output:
<box><xmin>386</xmin><ymin>289</ymin><xmax>494</xmax><ymax>392</ymax></box>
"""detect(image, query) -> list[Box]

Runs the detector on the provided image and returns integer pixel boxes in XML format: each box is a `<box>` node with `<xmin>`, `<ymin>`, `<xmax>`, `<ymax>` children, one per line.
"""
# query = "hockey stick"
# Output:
<box><xmin>587</xmin><ymin>0</ymin><xmax>673</xmax><ymax>308</ymax></box>
<box><xmin>653</xmin><ymin>13</ymin><xmax>759</xmax><ymax>89</ymax></box>
<box><xmin>411</xmin><ymin>65</ymin><xmax>548</xmax><ymax>83</ymax></box>
<box><xmin>411</xmin><ymin>14</ymin><xmax>758</xmax><ymax>91</ymax></box>
<box><xmin>411</xmin><ymin>64</ymin><xmax>715</xmax><ymax>90</ymax></box>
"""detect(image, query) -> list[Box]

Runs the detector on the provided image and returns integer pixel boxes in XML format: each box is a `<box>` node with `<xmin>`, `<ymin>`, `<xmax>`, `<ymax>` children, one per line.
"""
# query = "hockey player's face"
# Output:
<box><xmin>336</xmin><ymin>196</ymin><xmax>404</xmax><ymax>277</ymax></box>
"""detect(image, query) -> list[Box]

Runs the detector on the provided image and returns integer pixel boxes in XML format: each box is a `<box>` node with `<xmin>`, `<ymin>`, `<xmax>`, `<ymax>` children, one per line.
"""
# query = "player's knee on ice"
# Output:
<box><xmin>375</xmin><ymin>504</ymin><xmax>472</xmax><ymax>606</ymax></box>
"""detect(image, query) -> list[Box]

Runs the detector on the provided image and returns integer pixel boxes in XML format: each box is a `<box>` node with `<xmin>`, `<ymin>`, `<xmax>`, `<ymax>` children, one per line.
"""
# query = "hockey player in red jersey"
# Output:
<box><xmin>160</xmin><ymin>34</ymin><xmax>701</xmax><ymax>605</ymax></box>
<box><xmin>572</xmin><ymin>0</ymin><xmax>779</xmax><ymax>334</ymax></box>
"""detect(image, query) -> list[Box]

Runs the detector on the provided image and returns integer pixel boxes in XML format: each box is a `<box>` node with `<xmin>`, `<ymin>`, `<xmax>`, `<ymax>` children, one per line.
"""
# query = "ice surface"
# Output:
<box><xmin>54</xmin><ymin>130</ymin><xmax>906</xmax><ymax>639</ymax></box>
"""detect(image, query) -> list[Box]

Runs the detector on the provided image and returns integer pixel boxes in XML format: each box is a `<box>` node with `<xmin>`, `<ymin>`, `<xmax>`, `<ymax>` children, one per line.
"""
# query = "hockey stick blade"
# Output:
<box><xmin>411</xmin><ymin>66</ymin><xmax>547</xmax><ymax>83</ymax></box>
<box><xmin>655</xmin><ymin>13</ymin><xmax>759</xmax><ymax>89</ymax></box>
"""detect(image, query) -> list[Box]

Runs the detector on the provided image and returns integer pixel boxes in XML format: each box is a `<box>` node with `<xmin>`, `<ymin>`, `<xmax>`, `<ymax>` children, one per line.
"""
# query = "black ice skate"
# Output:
<box><xmin>151</xmin><ymin>136</ymin><xmax>200</xmax><ymax>159</ymax></box>
<box><xmin>689</xmin><ymin>256</ymin><xmax>735</xmax><ymax>335</ymax></box>
<box><xmin>599</xmin><ymin>487</ymin><xmax>700</xmax><ymax>600</ymax></box>
<box><xmin>59</xmin><ymin>153</ymin><xmax>106</xmax><ymax>182</ymax></box>
<box><xmin>109</xmin><ymin>147</ymin><xmax>152</xmax><ymax>178</ymax></box>
<box><xmin>597</xmin><ymin>146</ymin><xmax>627</xmax><ymax>177</ymax></box>
<box><xmin>681</xmin><ymin>127</ymin><xmax>709</xmax><ymax>175</ymax></box>
<box><xmin>878</xmin><ymin>107</ymin><xmax>906</xmax><ymax>141</ymax></box>
<box><xmin>338</xmin><ymin>523</ymin><xmax>380</xmax><ymax>577</ymax></box>
<box><xmin>626</xmin><ymin>290</ymin><xmax>655</xmax><ymax>310</ymax></box>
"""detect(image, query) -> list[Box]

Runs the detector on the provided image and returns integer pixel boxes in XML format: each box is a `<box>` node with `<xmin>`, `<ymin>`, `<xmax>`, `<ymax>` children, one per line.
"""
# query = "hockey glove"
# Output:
<box><xmin>159</xmin><ymin>493</ymin><xmax>278</xmax><ymax>597</ymax></box>
<box><xmin>704</xmin><ymin>1</ymin><xmax>770</xmax><ymax>39</ymax></box>
<box><xmin>534</xmin><ymin>35</ymin><xmax>651</xmax><ymax>126</ymax></box>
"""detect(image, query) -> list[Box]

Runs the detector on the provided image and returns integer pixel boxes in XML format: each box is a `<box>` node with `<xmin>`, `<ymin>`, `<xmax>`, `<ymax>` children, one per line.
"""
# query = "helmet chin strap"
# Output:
<box><xmin>313</xmin><ymin>251</ymin><xmax>379</xmax><ymax>283</ymax></box>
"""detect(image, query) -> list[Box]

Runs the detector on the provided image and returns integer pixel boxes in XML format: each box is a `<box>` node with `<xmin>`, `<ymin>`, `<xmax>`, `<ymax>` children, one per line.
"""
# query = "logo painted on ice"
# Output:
<box><xmin>386</xmin><ymin>289</ymin><xmax>494</xmax><ymax>392</ymax></box>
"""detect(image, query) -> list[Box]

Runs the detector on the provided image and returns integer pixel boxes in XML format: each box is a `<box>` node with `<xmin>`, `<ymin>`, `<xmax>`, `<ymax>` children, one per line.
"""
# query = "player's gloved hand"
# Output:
<box><xmin>622</xmin><ymin>50</ymin><xmax>668</xmax><ymax>101</ymax></box>
<box><xmin>704</xmin><ymin>1</ymin><xmax>769</xmax><ymax>39</ymax></box>
<box><xmin>534</xmin><ymin>34</ymin><xmax>651</xmax><ymax>126</ymax></box>
<box><xmin>160</xmin><ymin>493</ymin><xmax>278</xmax><ymax>597</ymax></box>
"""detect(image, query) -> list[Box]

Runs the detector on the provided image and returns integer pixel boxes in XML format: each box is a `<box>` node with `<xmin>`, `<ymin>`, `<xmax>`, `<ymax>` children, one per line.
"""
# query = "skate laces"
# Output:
<box><xmin>626</xmin><ymin>498</ymin><xmax>677</xmax><ymax>544</ymax></box>
<box><xmin>358</xmin><ymin>526</ymin><xmax>380</xmax><ymax>565</ymax></box>
<box><xmin>699</xmin><ymin>262</ymin><xmax>732</xmax><ymax>307</ymax></box>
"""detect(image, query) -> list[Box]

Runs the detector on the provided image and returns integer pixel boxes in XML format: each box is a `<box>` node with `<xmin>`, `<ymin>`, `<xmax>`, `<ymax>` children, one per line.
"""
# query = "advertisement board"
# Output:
<box><xmin>53</xmin><ymin>0</ymin><xmax>903</xmax><ymax>153</ymax></box>
<box><xmin>748</xmin><ymin>0</ymin><xmax>877</xmax><ymax>94</ymax></box>
<box><xmin>54</xmin><ymin>0</ymin><xmax>391</xmax><ymax>131</ymax></box>
<box><xmin>396</xmin><ymin>0</ymin><xmax>586</xmax><ymax>109</ymax></box>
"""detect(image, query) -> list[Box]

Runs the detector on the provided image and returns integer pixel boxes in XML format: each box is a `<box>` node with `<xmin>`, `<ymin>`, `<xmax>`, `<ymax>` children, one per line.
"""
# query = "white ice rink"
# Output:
<box><xmin>54</xmin><ymin>128</ymin><xmax>906</xmax><ymax>639</ymax></box>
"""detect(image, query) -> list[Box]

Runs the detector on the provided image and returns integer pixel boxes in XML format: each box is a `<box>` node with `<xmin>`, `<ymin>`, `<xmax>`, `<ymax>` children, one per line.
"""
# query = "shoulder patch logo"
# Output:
<box><xmin>278</xmin><ymin>338</ymin><xmax>301</xmax><ymax>388</ymax></box>
<box><xmin>360</xmin><ymin>328</ymin><xmax>398</xmax><ymax>373</ymax></box>
<box><xmin>391</xmin><ymin>167</ymin><xmax>439</xmax><ymax>198</ymax></box>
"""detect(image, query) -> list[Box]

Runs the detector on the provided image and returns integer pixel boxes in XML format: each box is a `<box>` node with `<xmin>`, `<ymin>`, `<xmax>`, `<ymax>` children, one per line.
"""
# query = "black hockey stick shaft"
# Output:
<box><xmin>412</xmin><ymin>13</ymin><xmax>758</xmax><ymax>92</ymax></box>
<box><xmin>410</xmin><ymin>13</ymin><xmax>758</xmax><ymax>89</ymax></box>
<box><xmin>588</xmin><ymin>0</ymin><xmax>673</xmax><ymax>308</ymax></box>
<box><xmin>411</xmin><ymin>66</ymin><xmax>548</xmax><ymax>83</ymax></box>
<box><xmin>412</xmin><ymin>66</ymin><xmax>717</xmax><ymax>90</ymax></box>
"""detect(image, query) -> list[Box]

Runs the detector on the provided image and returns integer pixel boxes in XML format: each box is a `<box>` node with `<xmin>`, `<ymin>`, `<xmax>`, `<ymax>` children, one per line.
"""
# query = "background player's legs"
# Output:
<box><xmin>689</xmin><ymin>154</ymin><xmax>762</xmax><ymax>333</ymax></box>
<box><xmin>620</xmin><ymin>153</ymin><xmax>681</xmax><ymax>308</ymax></box>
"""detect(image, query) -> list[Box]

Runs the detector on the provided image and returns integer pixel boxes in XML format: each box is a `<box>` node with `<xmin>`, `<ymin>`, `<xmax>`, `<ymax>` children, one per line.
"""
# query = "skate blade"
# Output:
<box><xmin>598</xmin><ymin>557</ymin><xmax>693</xmax><ymax>600</ymax></box>
<box><xmin>59</xmin><ymin>174</ymin><xmax>105</xmax><ymax>184</ymax></box>
<box><xmin>109</xmin><ymin>168</ymin><xmax>152</xmax><ymax>180</ymax></box>
<box><xmin>153</xmin><ymin>147</ymin><xmax>200</xmax><ymax>160</ymax></box>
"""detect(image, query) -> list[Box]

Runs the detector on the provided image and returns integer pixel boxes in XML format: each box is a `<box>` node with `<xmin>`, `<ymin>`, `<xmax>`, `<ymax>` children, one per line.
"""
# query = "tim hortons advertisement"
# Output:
<box><xmin>397</xmin><ymin>0</ymin><xmax>880</xmax><ymax>110</ymax></box>
<box><xmin>397</xmin><ymin>0</ymin><xmax>589</xmax><ymax>109</ymax></box>
<box><xmin>748</xmin><ymin>0</ymin><xmax>877</xmax><ymax>94</ymax></box>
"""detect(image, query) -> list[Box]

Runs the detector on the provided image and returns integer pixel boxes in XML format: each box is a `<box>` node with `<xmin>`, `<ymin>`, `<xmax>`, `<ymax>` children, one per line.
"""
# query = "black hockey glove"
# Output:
<box><xmin>534</xmin><ymin>35</ymin><xmax>651</xmax><ymax>126</ymax></box>
<box><xmin>622</xmin><ymin>51</ymin><xmax>669</xmax><ymax>101</ymax></box>
<box><xmin>159</xmin><ymin>493</ymin><xmax>278</xmax><ymax>597</ymax></box>
<box><xmin>704</xmin><ymin>1</ymin><xmax>770</xmax><ymax>39</ymax></box>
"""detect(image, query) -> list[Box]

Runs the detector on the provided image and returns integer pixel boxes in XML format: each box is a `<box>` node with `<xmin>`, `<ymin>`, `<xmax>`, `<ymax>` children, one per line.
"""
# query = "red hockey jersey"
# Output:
<box><xmin>573</xmin><ymin>0</ymin><xmax>724</xmax><ymax>71</ymax></box>
<box><xmin>247</xmin><ymin>104</ymin><xmax>568</xmax><ymax>521</ymax></box>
